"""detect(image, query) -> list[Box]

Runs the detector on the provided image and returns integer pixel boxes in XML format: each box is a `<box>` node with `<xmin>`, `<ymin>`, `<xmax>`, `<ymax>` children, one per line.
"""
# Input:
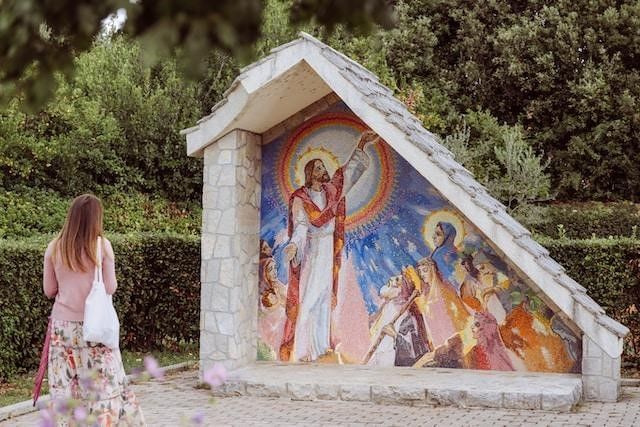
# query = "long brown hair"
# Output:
<box><xmin>52</xmin><ymin>194</ymin><xmax>104</xmax><ymax>272</ymax></box>
<box><xmin>304</xmin><ymin>159</ymin><xmax>319</xmax><ymax>188</ymax></box>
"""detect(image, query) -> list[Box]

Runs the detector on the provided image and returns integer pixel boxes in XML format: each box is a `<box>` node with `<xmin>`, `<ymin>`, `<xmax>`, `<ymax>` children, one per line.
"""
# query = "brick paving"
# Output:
<box><xmin>3</xmin><ymin>370</ymin><xmax>640</xmax><ymax>426</ymax></box>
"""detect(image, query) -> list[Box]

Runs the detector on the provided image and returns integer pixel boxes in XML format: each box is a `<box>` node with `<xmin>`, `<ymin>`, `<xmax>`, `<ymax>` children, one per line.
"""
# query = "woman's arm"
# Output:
<box><xmin>43</xmin><ymin>242</ymin><xmax>58</xmax><ymax>298</ymax></box>
<box><xmin>102</xmin><ymin>239</ymin><xmax>118</xmax><ymax>295</ymax></box>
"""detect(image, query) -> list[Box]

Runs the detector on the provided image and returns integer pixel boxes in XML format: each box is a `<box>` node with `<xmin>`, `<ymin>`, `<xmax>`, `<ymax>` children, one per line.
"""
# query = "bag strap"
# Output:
<box><xmin>94</xmin><ymin>236</ymin><xmax>103</xmax><ymax>284</ymax></box>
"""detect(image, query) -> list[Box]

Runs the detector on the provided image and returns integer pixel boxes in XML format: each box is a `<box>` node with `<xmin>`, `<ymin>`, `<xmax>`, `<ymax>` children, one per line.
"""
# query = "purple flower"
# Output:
<box><xmin>38</xmin><ymin>408</ymin><xmax>55</xmax><ymax>427</ymax></box>
<box><xmin>79</xmin><ymin>375</ymin><xmax>96</xmax><ymax>391</ymax></box>
<box><xmin>190</xmin><ymin>411</ymin><xmax>205</xmax><ymax>425</ymax></box>
<box><xmin>73</xmin><ymin>405</ymin><xmax>88</xmax><ymax>421</ymax></box>
<box><xmin>54</xmin><ymin>399</ymin><xmax>70</xmax><ymax>415</ymax></box>
<box><xmin>144</xmin><ymin>355</ymin><xmax>164</xmax><ymax>379</ymax></box>
<box><xmin>203</xmin><ymin>363</ymin><xmax>227</xmax><ymax>388</ymax></box>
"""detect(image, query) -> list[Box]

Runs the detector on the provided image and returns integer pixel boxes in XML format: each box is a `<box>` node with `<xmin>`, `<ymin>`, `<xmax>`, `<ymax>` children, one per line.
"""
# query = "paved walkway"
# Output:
<box><xmin>3</xmin><ymin>370</ymin><xmax>640</xmax><ymax>426</ymax></box>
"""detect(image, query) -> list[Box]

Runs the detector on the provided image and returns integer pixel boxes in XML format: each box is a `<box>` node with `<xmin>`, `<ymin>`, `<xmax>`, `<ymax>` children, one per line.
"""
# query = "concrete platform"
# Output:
<box><xmin>215</xmin><ymin>362</ymin><xmax>582</xmax><ymax>412</ymax></box>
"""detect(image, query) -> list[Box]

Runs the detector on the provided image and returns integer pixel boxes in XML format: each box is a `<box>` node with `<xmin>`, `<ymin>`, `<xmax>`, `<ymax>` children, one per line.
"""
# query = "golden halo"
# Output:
<box><xmin>294</xmin><ymin>146</ymin><xmax>340</xmax><ymax>187</ymax></box>
<box><xmin>422</xmin><ymin>209</ymin><xmax>466</xmax><ymax>250</ymax></box>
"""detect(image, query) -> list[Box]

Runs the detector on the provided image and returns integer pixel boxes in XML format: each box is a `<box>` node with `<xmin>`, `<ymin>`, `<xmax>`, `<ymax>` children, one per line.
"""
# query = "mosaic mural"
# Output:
<box><xmin>258</xmin><ymin>102</ymin><xmax>582</xmax><ymax>373</ymax></box>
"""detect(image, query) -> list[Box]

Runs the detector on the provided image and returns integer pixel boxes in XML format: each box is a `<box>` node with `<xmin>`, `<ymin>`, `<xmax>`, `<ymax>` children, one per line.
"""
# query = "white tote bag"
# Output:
<box><xmin>83</xmin><ymin>236</ymin><xmax>120</xmax><ymax>349</ymax></box>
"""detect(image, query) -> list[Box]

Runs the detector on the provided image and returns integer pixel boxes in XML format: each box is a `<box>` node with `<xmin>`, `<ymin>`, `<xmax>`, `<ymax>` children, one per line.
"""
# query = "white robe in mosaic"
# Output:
<box><xmin>289</xmin><ymin>148</ymin><xmax>369</xmax><ymax>361</ymax></box>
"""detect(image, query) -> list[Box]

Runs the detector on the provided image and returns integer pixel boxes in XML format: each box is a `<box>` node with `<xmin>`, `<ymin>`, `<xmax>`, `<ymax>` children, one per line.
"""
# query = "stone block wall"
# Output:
<box><xmin>582</xmin><ymin>335</ymin><xmax>621</xmax><ymax>401</ymax></box>
<box><xmin>200</xmin><ymin>129</ymin><xmax>262</xmax><ymax>375</ymax></box>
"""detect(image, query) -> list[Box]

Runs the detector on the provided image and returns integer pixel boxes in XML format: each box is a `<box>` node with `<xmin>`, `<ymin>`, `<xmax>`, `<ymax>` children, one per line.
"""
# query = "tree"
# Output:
<box><xmin>1</xmin><ymin>37</ymin><xmax>203</xmax><ymax>201</ymax></box>
<box><xmin>0</xmin><ymin>0</ymin><xmax>395</xmax><ymax>110</ymax></box>
<box><xmin>385</xmin><ymin>0</ymin><xmax>640</xmax><ymax>201</ymax></box>
<box><xmin>439</xmin><ymin>110</ymin><xmax>551</xmax><ymax>216</ymax></box>
<box><xmin>195</xmin><ymin>0</ymin><xmax>400</xmax><ymax>114</ymax></box>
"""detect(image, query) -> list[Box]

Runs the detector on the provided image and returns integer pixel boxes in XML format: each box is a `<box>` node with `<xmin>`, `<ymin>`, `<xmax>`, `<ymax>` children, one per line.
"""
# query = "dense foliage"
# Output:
<box><xmin>0</xmin><ymin>0</ymin><xmax>394</xmax><ymax>109</ymax></box>
<box><xmin>0</xmin><ymin>188</ymin><xmax>200</xmax><ymax>239</ymax></box>
<box><xmin>438</xmin><ymin>111</ymin><xmax>551</xmax><ymax>214</ymax></box>
<box><xmin>0</xmin><ymin>233</ymin><xmax>200</xmax><ymax>380</ymax></box>
<box><xmin>526</xmin><ymin>202</ymin><xmax>640</xmax><ymax>239</ymax></box>
<box><xmin>1</xmin><ymin>37</ymin><xmax>203</xmax><ymax>202</ymax></box>
<box><xmin>385</xmin><ymin>0</ymin><xmax>640</xmax><ymax>201</ymax></box>
<box><xmin>3</xmin><ymin>1</ymin><xmax>638</xmax><ymax>204</ymax></box>
<box><xmin>202</xmin><ymin>0</ymin><xmax>640</xmax><ymax>202</ymax></box>
<box><xmin>543</xmin><ymin>237</ymin><xmax>640</xmax><ymax>364</ymax></box>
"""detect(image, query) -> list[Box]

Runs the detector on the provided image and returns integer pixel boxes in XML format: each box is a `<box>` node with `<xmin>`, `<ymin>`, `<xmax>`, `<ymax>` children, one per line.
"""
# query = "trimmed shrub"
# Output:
<box><xmin>541</xmin><ymin>237</ymin><xmax>640</xmax><ymax>365</ymax></box>
<box><xmin>385</xmin><ymin>0</ymin><xmax>640</xmax><ymax>201</ymax></box>
<box><xmin>0</xmin><ymin>189</ymin><xmax>201</xmax><ymax>239</ymax></box>
<box><xmin>0</xmin><ymin>233</ymin><xmax>200</xmax><ymax>380</ymax></box>
<box><xmin>2</xmin><ymin>234</ymin><xmax>639</xmax><ymax>379</ymax></box>
<box><xmin>525</xmin><ymin>202</ymin><xmax>640</xmax><ymax>239</ymax></box>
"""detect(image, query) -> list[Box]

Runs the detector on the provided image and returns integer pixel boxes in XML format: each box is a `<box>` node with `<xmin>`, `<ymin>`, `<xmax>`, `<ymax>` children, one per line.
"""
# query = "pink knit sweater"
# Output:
<box><xmin>43</xmin><ymin>238</ymin><xmax>118</xmax><ymax>321</ymax></box>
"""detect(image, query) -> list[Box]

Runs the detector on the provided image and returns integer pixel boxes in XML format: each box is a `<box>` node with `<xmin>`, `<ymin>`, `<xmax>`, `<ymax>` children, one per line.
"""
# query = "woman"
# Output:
<box><xmin>415</xmin><ymin>257</ymin><xmax>470</xmax><ymax>351</ymax></box>
<box><xmin>473</xmin><ymin>251</ymin><xmax>508</xmax><ymax>325</ymax></box>
<box><xmin>430</xmin><ymin>222</ymin><xmax>461</xmax><ymax>290</ymax></box>
<box><xmin>42</xmin><ymin>194</ymin><xmax>145</xmax><ymax>426</ymax></box>
<box><xmin>466</xmin><ymin>311</ymin><xmax>514</xmax><ymax>371</ymax></box>
<box><xmin>258</xmin><ymin>256</ymin><xmax>286</xmax><ymax>358</ymax></box>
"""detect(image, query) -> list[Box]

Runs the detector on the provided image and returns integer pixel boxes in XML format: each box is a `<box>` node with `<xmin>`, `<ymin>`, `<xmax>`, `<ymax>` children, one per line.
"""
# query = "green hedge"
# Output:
<box><xmin>522</xmin><ymin>202</ymin><xmax>640</xmax><ymax>239</ymax></box>
<box><xmin>1</xmin><ymin>234</ymin><xmax>639</xmax><ymax>379</ymax></box>
<box><xmin>541</xmin><ymin>237</ymin><xmax>640</xmax><ymax>365</ymax></box>
<box><xmin>0</xmin><ymin>189</ymin><xmax>201</xmax><ymax>239</ymax></box>
<box><xmin>0</xmin><ymin>233</ymin><xmax>200</xmax><ymax>380</ymax></box>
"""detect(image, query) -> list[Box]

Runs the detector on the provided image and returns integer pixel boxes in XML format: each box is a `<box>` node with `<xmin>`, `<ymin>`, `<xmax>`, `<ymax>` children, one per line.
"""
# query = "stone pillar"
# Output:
<box><xmin>199</xmin><ymin>129</ymin><xmax>261</xmax><ymax>375</ymax></box>
<box><xmin>582</xmin><ymin>335</ymin><xmax>622</xmax><ymax>402</ymax></box>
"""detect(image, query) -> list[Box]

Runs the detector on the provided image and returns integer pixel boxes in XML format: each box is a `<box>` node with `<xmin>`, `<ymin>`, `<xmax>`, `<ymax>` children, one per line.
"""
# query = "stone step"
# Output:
<box><xmin>213</xmin><ymin>362</ymin><xmax>582</xmax><ymax>412</ymax></box>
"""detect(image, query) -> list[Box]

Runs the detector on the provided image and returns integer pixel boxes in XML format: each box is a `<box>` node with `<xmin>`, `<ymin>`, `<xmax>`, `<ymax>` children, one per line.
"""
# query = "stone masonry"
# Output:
<box><xmin>200</xmin><ymin>129</ymin><xmax>262</xmax><ymax>375</ymax></box>
<box><xmin>214</xmin><ymin>363</ymin><xmax>583</xmax><ymax>412</ymax></box>
<box><xmin>582</xmin><ymin>335</ymin><xmax>622</xmax><ymax>402</ymax></box>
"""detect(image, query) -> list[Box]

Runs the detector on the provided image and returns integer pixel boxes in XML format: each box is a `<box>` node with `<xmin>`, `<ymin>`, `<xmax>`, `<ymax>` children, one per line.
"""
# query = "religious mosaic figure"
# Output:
<box><xmin>259</xmin><ymin>103</ymin><xmax>581</xmax><ymax>373</ymax></box>
<box><xmin>464</xmin><ymin>251</ymin><xmax>509</xmax><ymax>324</ymax></box>
<box><xmin>258</xmin><ymin>240</ymin><xmax>286</xmax><ymax>358</ymax></box>
<box><xmin>367</xmin><ymin>275</ymin><xmax>404</xmax><ymax>366</ymax></box>
<box><xmin>366</xmin><ymin>272</ymin><xmax>429</xmax><ymax>367</ymax></box>
<box><xmin>430</xmin><ymin>222</ymin><xmax>462</xmax><ymax>290</ymax></box>
<box><xmin>279</xmin><ymin>130</ymin><xmax>380</xmax><ymax>362</ymax></box>
<box><xmin>465</xmin><ymin>311</ymin><xmax>515</xmax><ymax>371</ymax></box>
<box><xmin>415</xmin><ymin>255</ymin><xmax>470</xmax><ymax>351</ymax></box>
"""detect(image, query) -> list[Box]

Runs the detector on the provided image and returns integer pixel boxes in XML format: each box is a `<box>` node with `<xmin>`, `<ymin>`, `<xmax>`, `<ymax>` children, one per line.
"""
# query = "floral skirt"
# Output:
<box><xmin>47</xmin><ymin>319</ymin><xmax>146</xmax><ymax>426</ymax></box>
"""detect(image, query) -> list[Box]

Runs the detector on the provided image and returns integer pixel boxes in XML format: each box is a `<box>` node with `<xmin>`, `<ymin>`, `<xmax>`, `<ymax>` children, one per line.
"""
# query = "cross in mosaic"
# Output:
<box><xmin>182</xmin><ymin>32</ymin><xmax>629</xmax><ymax>405</ymax></box>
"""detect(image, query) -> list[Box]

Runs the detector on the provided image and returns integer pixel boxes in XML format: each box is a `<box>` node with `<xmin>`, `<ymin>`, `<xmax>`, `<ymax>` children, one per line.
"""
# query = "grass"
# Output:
<box><xmin>119</xmin><ymin>342</ymin><xmax>198</xmax><ymax>373</ymax></box>
<box><xmin>0</xmin><ymin>343</ymin><xmax>198</xmax><ymax>408</ymax></box>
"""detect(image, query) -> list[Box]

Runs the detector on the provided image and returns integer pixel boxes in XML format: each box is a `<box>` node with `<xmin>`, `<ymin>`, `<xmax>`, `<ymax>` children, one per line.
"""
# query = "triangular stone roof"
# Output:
<box><xmin>182</xmin><ymin>32</ymin><xmax>628</xmax><ymax>358</ymax></box>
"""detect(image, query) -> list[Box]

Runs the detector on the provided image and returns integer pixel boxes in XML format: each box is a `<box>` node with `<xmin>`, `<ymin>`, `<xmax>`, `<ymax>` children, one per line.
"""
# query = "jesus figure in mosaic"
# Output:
<box><xmin>279</xmin><ymin>130</ymin><xmax>380</xmax><ymax>362</ymax></box>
